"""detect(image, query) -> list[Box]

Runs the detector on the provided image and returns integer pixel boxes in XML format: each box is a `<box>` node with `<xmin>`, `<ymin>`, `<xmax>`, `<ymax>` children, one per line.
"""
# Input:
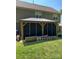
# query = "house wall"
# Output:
<box><xmin>16</xmin><ymin>7</ymin><xmax>57</xmax><ymax>22</ymax></box>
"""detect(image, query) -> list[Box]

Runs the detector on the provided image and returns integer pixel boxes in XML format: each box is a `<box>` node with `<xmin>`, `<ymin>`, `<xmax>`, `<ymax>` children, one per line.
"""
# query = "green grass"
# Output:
<box><xmin>16</xmin><ymin>39</ymin><xmax>62</xmax><ymax>59</ymax></box>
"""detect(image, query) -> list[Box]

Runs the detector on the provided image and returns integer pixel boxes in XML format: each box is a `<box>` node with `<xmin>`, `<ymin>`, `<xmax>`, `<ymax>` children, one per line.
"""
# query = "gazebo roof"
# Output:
<box><xmin>20</xmin><ymin>18</ymin><xmax>56</xmax><ymax>22</ymax></box>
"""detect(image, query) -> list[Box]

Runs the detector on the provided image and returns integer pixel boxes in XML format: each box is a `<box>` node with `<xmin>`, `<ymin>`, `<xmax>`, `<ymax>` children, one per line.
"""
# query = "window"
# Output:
<box><xmin>35</xmin><ymin>11</ymin><xmax>42</xmax><ymax>18</ymax></box>
<box><xmin>52</xmin><ymin>14</ymin><xmax>58</xmax><ymax>20</ymax></box>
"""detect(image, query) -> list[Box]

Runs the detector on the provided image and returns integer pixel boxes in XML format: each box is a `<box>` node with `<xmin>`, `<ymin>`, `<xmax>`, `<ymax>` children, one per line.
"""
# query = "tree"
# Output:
<box><xmin>57</xmin><ymin>9</ymin><xmax>62</xmax><ymax>23</ymax></box>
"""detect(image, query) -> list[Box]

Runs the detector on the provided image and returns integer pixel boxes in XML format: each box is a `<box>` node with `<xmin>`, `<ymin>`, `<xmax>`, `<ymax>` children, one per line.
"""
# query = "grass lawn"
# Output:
<box><xmin>16</xmin><ymin>39</ymin><xmax>62</xmax><ymax>59</ymax></box>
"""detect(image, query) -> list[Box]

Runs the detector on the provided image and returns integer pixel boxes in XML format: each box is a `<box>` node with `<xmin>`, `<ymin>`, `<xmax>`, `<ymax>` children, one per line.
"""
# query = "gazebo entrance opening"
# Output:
<box><xmin>44</xmin><ymin>23</ymin><xmax>56</xmax><ymax>36</ymax></box>
<box><xmin>24</xmin><ymin>23</ymin><xmax>42</xmax><ymax>38</ymax></box>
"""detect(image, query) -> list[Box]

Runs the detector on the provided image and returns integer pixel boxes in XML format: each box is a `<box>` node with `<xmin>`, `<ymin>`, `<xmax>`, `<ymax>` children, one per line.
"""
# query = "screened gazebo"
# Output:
<box><xmin>16</xmin><ymin>0</ymin><xmax>59</xmax><ymax>41</ymax></box>
<box><xmin>19</xmin><ymin>18</ymin><xmax>57</xmax><ymax>40</ymax></box>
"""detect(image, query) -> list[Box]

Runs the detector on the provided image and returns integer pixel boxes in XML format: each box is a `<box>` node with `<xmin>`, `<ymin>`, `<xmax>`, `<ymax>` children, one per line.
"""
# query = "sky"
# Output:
<box><xmin>20</xmin><ymin>0</ymin><xmax>62</xmax><ymax>11</ymax></box>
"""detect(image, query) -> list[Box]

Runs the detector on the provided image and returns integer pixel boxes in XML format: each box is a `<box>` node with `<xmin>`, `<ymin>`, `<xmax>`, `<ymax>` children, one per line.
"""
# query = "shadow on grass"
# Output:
<box><xmin>23</xmin><ymin>38</ymin><xmax>61</xmax><ymax>46</ymax></box>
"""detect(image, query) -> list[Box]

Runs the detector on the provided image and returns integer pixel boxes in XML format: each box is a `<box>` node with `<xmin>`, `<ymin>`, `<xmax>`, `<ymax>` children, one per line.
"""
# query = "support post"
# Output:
<box><xmin>40</xmin><ymin>22</ymin><xmax>46</xmax><ymax>36</ymax></box>
<box><xmin>36</xmin><ymin>23</ymin><xmax>37</xmax><ymax>36</ymax></box>
<box><xmin>55</xmin><ymin>22</ymin><xmax>58</xmax><ymax>37</ymax></box>
<box><xmin>20</xmin><ymin>21</ymin><xmax>24</xmax><ymax>40</ymax></box>
<box><xmin>47</xmin><ymin>23</ymin><xmax>48</xmax><ymax>36</ymax></box>
<box><xmin>23</xmin><ymin>22</ymin><xmax>27</xmax><ymax>27</ymax></box>
<box><xmin>42</xmin><ymin>23</ymin><xmax>44</xmax><ymax>36</ymax></box>
<box><xmin>29</xmin><ymin>23</ymin><xmax>30</xmax><ymax>36</ymax></box>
